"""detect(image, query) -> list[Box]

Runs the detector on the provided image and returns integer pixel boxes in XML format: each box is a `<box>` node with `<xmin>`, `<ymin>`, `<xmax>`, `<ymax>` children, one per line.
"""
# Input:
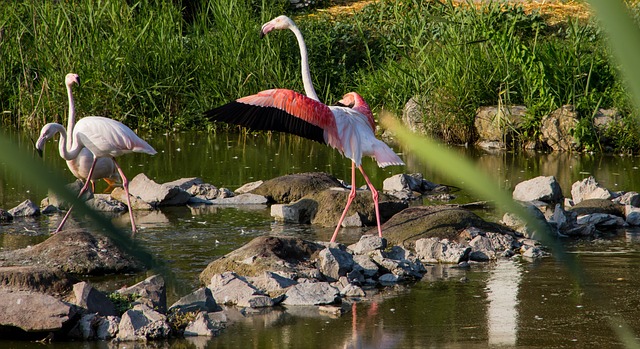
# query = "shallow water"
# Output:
<box><xmin>2</xmin><ymin>130</ymin><xmax>640</xmax><ymax>348</ymax></box>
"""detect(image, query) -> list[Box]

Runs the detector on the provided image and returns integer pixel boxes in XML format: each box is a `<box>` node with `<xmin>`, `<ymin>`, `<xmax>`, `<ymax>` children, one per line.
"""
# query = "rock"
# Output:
<box><xmin>512</xmin><ymin>176</ymin><xmax>563</xmax><ymax>204</ymax></box>
<box><xmin>188</xmin><ymin>183</ymin><xmax>233</xmax><ymax>200</ymax></box>
<box><xmin>593</xmin><ymin>108</ymin><xmax>622</xmax><ymax>144</ymax></box>
<box><xmin>183</xmin><ymin>311</ymin><xmax>221</xmax><ymax>337</ymax></box>
<box><xmin>116</xmin><ymin>274</ymin><xmax>167</xmax><ymax>313</ymax></box>
<box><xmin>0</xmin><ymin>230</ymin><xmax>141</xmax><ymax>275</ymax></box>
<box><xmin>72</xmin><ymin>281</ymin><xmax>118</xmax><ymax>316</ymax></box>
<box><xmin>414</xmin><ymin>238</ymin><xmax>471</xmax><ymax>263</ymax></box>
<box><xmin>45</xmin><ymin>180</ymin><xmax>91</xmax><ymax>209</ymax></box>
<box><xmin>522</xmin><ymin>246</ymin><xmax>546</xmax><ymax>258</ymax></box>
<box><xmin>614</xmin><ymin>191</ymin><xmax>640</xmax><ymax>207</ymax></box>
<box><xmin>8</xmin><ymin>199</ymin><xmax>39</xmax><ymax>217</ymax></box>
<box><xmin>127</xmin><ymin>173</ymin><xmax>191</xmax><ymax>206</ymax></box>
<box><xmin>468</xmin><ymin>235</ymin><xmax>496</xmax><ymax>261</ymax></box>
<box><xmin>69</xmin><ymin>313</ymin><xmax>118</xmax><ymax>340</ymax></box>
<box><xmin>576</xmin><ymin>213</ymin><xmax>625</xmax><ymax>227</ymax></box>
<box><xmin>571</xmin><ymin>176</ymin><xmax>612</xmax><ymax>204</ymax></box>
<box><xmin>540</xmin><ymin>105</ymin><xmax>579</xmax><ymax>151</ymax></box>
<box><xmin>352</xmin><ymin>255</ymin><xmax>379</xmax><ymax>279</ymax></box>
<box><xmin>207</xmin><ymin>272</ymin><xmax>265</xmax><ymax>306</ymax></box>
<box><xmin>569</xmin><ymin>199</ymin><xmax>624</xmax><ymax>217</ymax></box>
<box><xmin>282</xmin><ymin>282</ymin><xmax>339</xmax><ymax>305</ymax></box>
<box><xmin>68</xmin><ymin>313</ymin><xmax>98</xmax><ymax>340</ymax></box>
<box><xmin>246</xmin><ymin>272</ymin><xmax>297</xmax><ymax>297</ymax></box>
<box><xmin>163</xmin><ymin>177</ymin><xmax>204</xmax><ymax>190</ymax></box>
<box><xmin>235</xmin><ymin>180</ymin><xmax>264</xmax><ymax>194</ymax></box>
<box><xmin>348</xmin><ymin>235</ymin><xmax>386</xmax><ymax>255</ymax></box>
<box><xmin>116</xmin><ymin>303</ymin><xmax>171</xmax><ymax>341</ymax></box>
<box><xmin>86</xmin><ymin>194</ymin><xmax>127</xmax><ymax>212</ymax></box>
<box><xmin>341</xmin><ymin>213</ymin><xmax>364</xmax><ymax>227</ymax></box>
<box><xmin>372</xmin><ymin>248</ymin><xmax>425</xmax><ymax>279</ymax></box>
<box><xmin>199</xmin><ymin>236</ymin><xmax>324</xmax><ymax>283</ymax></box>
<box><xmin>318</xmin><ymin>247</ymin><xmax>354</xmax><ymax>281</ymax></box>
<box><xmin>501</xmin><ymin>201</ymin><xmax>552</xmax><ymax>238</ymax></box>
<box><xmin>402</xmin><ymin>96</ymin><xmax>429</xmax><ymax>134</ymax></box>
<box><xmin>209</xmin><ymin>193</ymin><xmax>268</xmax><ymax>205</ymax></box>
<box><xmin>270</xmin><ymin>199</ymin><xmax>317</xmax><ymax>223</ymax></box>
<box><xmin>0</xmin><ymin>290</ymin><xmax>77</xmax><ymax>335</ymax></box>
<box><xmin>0</xmin><ymin>209</ymin><xmax>12</xmax><ymax>221</ymax></box>
<box><xmin>381</xmin><ymin>206</ymin><xmax>510</xmax><ymax>248</ymax></box>
<box><xmin>378</xmin><ymin>273</ymin><xmax>399</xmax><ymax>284</ymax></box>
<box><xmin>251</xmin><ymin>172</ymin><xmax>344</xmax><ymax>203</ymax></box>
<box><xmin>110</xmin><ymin>187</ymin><xmax>155</xmax><ymax>210</ymax></box>
<box><xmin>474</xmin><ymin>105</ymin><xmax>527</xmax><ymax>148</ymax></box>
<box><xmin>0</xmin><ymin>266</ymin><xmax>77</xmax><ymax>296</ymax></box>
<box><xmin>169</xmin><ymin>287</ymin><xmax>218</xmax><ymax>314</ymax></box>
<box><xmin>339</xmin><ymin>283</ymin><xmax>366</xmax><ymax>297</ymax></box>
<box><xmin>96</xmin><ymin>315</ymin><xmax>120</xmax><ymax>340</ymax></box>
<box><xmin>382</xmin><ymin>173</ymin><xmax>428</xmax><ymax>192</ymax></box>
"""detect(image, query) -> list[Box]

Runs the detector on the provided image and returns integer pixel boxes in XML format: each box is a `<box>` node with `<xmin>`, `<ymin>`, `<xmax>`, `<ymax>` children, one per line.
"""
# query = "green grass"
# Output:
<box><xmin>1</xmin><ymin>0</ymin><xmax>639</xmax><ymax>151</ymax></box>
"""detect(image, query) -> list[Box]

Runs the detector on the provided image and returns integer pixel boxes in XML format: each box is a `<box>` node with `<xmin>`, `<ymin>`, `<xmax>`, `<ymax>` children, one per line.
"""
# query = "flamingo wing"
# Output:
<box><xmin>205</xmin><ymin>89</ymin><xmax>340</xmax><ymax>147</ymax></box>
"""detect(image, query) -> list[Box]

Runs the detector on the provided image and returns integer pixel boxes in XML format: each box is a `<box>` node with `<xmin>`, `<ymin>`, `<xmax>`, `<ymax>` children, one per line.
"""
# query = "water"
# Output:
<box><xmin>2</xmin><ymin>130</ymin><xmax>640</xmax><ymax>348</ymax></box>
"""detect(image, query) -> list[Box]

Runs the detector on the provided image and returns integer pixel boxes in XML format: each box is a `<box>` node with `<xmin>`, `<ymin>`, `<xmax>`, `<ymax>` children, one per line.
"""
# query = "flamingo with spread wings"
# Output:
<box><xmin>206</xmin><ymin>16</ymin><xmax>404</xmax><ymax>242</ymax></box>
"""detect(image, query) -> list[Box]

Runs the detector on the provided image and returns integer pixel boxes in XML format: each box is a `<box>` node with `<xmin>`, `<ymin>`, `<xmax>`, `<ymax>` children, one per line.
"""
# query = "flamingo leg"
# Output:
<box><xmin>112</xmin><ymin>158</ymin><xmax>137</xmax><ymax>234</ymax></box>
<box><xmin>358</xmin><ymin>165</ymin><xmax>383</xmax><ymax>238</ymax></box>
<box><xmin>330</xmin><ymin>162</ymin><xmax>358</xmax><ymax>243</ymax></box>
<box><xmin>54</xmin><ymin>158</ymin><xmax>98</xmax><ymax>233</ymax></box>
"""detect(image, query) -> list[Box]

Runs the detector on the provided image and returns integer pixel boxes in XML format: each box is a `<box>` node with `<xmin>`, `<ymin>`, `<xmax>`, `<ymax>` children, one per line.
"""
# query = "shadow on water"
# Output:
<box><xmin>3</xmin><ymin>130</ymin><xmax>640</xmax><ymax>347</ymax></box>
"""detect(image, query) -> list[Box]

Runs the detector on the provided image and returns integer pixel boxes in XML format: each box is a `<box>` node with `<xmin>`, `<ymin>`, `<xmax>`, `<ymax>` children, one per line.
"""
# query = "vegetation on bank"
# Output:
<box><xmin>1</xmin><ymin>0</ymin><xmax>639</xmax><ymax>152</ymax></box>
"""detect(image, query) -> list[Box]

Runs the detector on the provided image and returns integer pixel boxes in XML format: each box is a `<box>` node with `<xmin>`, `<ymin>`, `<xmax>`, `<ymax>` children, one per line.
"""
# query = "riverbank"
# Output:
<box><xmin>2</xmin><ymin>0</ymin><xmax>639</xmax><ymax>152</ymax></box>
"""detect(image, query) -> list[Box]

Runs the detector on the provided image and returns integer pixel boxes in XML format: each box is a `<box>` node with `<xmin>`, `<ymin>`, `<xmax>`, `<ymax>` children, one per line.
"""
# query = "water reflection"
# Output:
<box><xmin>486</xmin><ymin>259</ymin><xmax>521</xmax><ymax>346</ymax></box>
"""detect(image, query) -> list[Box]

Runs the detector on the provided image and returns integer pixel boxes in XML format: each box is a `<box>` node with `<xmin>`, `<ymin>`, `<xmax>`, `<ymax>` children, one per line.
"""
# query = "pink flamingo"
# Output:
<box><xmin>206</xmin><ymin>19</ymin><xmax>403</xmax><ymax>243</ymax></box>
<box><xmin>35</xmin><ymin>76</ymin><xmax>157</xmax><ymax>234</ymax></box>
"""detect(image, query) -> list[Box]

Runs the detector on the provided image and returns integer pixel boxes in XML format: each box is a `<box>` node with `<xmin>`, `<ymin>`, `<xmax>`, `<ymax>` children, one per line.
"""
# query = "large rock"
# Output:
<box><xmin>474</xmin><ymin>105</ymin><xmax>527</xmax><ymax>148</ymax></box>
<box><xmin>199</xmin><ymin>236</ymin><xmax>324</xmax><ymax>283</ymax></box>
<box><xmin>169</xmin><ymin>287</ymin><xmax>218</xmax><ymax>314</ymax></box>
<box><xmin>128</xmin><ymin>173</ymin><xmax>192</xmax><ymax>206</ymax></box>
<box><xmin>512</xmin><ymin>176</ymin><xmax>563</xmax><ymax>204</ymax></box>
<box><xmin>282</xmin><ymin>282</ymin><xmax>339</xmax><ymax>306</ymax></box>
<box><xmin>207</xmin><ymin>272</ymin><xmax>270</xmax><ymax>307</ymax></box>
<box><xmin>318</xmin><ymin>247</ymin><xmax>354</xmax><ymax>281</ymax></box>
<box><xmin>540</xmin><ymin>105</ymin><xmax>579</xmax><ymax>151</ymax></box>
<box><xmin>569</xmin><ymin>199</ymin><xmax>624</xmax><ymax>217</ymax></box>
<box><xmin>117</xmin><ymin>303</ymin><xmax>171</xmax><ymax>341</ymax></box>
<box><xmin>0</xmin><ymin>266</ymin><xmax>77</xmax><ymax>296</ymax></box>
<box><xmin>0</xmin><ymin>230</ymin><xmax>141</xmax><ymax>275</ymax></box>
<box><xmin>571</xmin><ymin>176</ymin><xmax>612</xmax><ymax>204</ymax></box>
<box><xmin>0</xmin><ymin>290</ymin><xmax>77</xmax><ymax>336</ymax></box>
<box><xmin>116</xmin><ymin>274</ymin><xmax>167</xmax><ymax>313</ymax></box>
<box><xmin>8</xmin><ymin>199</ymin><xmax>40</xmax><ymax>217</ymax></box>
<box><xmin>251</xmin><ymin>172</ymin><xmax>344</xmax><ymax>203</ymax></box>
<box><xmin>380</xmin><ymin>206</ymin><xmax>511</xmax><ymax>249</ymax></box>
<box><xmin>72</xmin><ymin>281</ymin><xmax>118</xmax><ymax>316</ymax></box>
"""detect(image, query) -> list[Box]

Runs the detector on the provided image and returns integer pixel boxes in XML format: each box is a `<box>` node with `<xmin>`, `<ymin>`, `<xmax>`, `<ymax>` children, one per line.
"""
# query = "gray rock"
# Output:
<box><xmin>402</xmin><ymin>96</ymin><xmax>429</xmax><ymax>134</ymax></box>
<box><xmin>414</xmin><ymin>238</ymin><xmax>470</xmax><ymax>263</ymax></box>
<box><xmin>318</xmin><ymin>247</ymin><xmax>354</xmax><ymax>281</ymax></box>
<box><xmin>469</xmin><ymin>235</ymin><xmax>495</xmax><ymax>261</ymax></box>
<box><xmin>169</xmin><ymin>287</ymin><xmax>218</xmax><ymax>314</ymax></box>
<box><xmin>383</xmin><ymin>173</ymin><xmax>423</xmax><ymax>192</ymax></box>
<box><xmin>540</xmin><ymin>105</ymin><xmax>579</xmax><ymax>151</ymax></box>
<box><xmin>183</xmin><ymin>311</ymin><xmax>220</xmax><ymax>337</ymax></box>
<box><xmin>41</xmin><ymin>205</ymin><xmax>58</xmax><ymax>214</ymax></box>
<box><xmin>512</xmin><ymin>176</ymin><xmax>563</xmax><ymax>204</ymax></box>
<box><xmin>340</xmin><ymin>284</ymin><xmax>366</xmax><ymax>297</ymax></box>
<box><xmin>116</xmin><ymin>274</ymin><xmax>167</xmax><ymax>314</ymax></box>
<box><xmin>341</xmin><ymin>213</ymin><xmax>364</xmax><ymax>227</ymax></box>
<box><xmin>86</xmin><ymin>194</ymin><xmax>127</xmax><ymax>212</ymax></box>
<box><xmin>235</xmin><ymin>180</ymin><xmax>264</xmax><ymax>194</ymax></box>
<box><xmin>348</xmin><ymin>235</ymin><xmax>386</xmax><ymax>255</ymax></box>
<box><xmin>576</xmin><ymin>213</ymin><xmax>625</xmax><ymax>227</ymax></box>
<box><xmin>187</xmin><ymin>182</ymin><xmax>234</xmax><ymax>200</ymax></box>
<box><xmin>0</xmin><ymin>208</ymin><xmax>12</xmax><ymax>221</ymax></box>
<box><xmin>128</xmin><ymin>173</ymin><xmax>191</xmax><ymax>206</ymax></box>
<box><xmin>474</xmin><ymin>105</ymin><xmax>527</xmax><ymax>146</ymax></box>
<box><xmin>378</xmin><ymin>273</ymin><xmax>399</xmax><ymax>284</ymax></box>
<box><xmin>271</xmin><ymin>199</ymin><xmax>317</xmax><ymax>223</ymax></box>
<box><xmin>371</xmin><ymin>250</ymin><xmax>425</xmax><ymax>279</ymax></box>
<box><xmin>110</xmin><ymin>187</ymin><xmax>155</xmax><ymax>210</ymax></box>
<box><xmin>246</xmin><ymin>271</ymin><xmax>297</xmax><ymax>297</ymax></box>
<box><xmin>68</xmin><ymin>313</ymin><xmax>98</xmax><ymax>340</ymax></box>
<box><xmin>117</xmin><ymin>304</ymin><xmax>171</xmax><ymax>341</ymax></box>
<box><xmin>209</xmin><ymin>193</ymin><xmax>268</xmax><ymax>205</ymax></box>
<box><xmin>501</xmin><ymin>201</ymin><xmax>551</xmax><ymax>239</ymax></box>
<box><xmin>614</xmin><ymin>192</ymin><xmax>640</xmax><ymax>207</ymax></box>
<box><xmin>0</xmin><ymin>266</ymin><xmax>76</xmax><ymax>296</ymax></box>
<box><xmin>352</xmin><ymin>255</ymin><xmax>379</xmax><ymax>278</ymax></box>
<box><xmin>163</xmin><ymin>177</ymin><xmax>204</xmax><ymax>190</ymax></box>
<box><xmin>208</xmin><ymin>272</ymin><xmax>264</xmax><ymax>306</ymax></box>
<box><xmin>282</xmin><ymin>282</ymin><xmax>339</xmax><ymax>305</ymax></box>
<box><xmin>571</xmin><ymin>176</ymin><xmax>612</xmax><ymax>204</ymax></box>
<box><xmin>521</xmin><ymin>246</ymin><xmax>545</xmax><ymax>258</ymax></box>
<box><xmin>8</xmin><ymin>199</ymin><xmax>39</xmax><ymax>217</ymax></box>
<box><xmin>96</xmin><ymin>315</ymin><xmax>120</xmax><ymax>340</ymax></box>
<box><xmin>0</xmin><ymin>290</ymin><xmax>77</xmax><ymax>333</ymax></box>
<box><xmin>625</xmin><ymin>205</ymin><xmax>640</xmax><ymax>226</ymax></box>
<box><xmin>237</xmin><ymin>295</ymin><xmax>274</xmax><ymax>308</ymax></box>
<box><xmin>72</xmin><ymin>281</ymin><xmax>118</xmax><ymax>316</ymax></box>
<box><xmin>45</xmin><ymin>180</ymin><xmax>91</xmax><ymax>209</ymax></box>
<box><xmin>252</xmin><ymin>172</ymin><xmax>344</xmax><ymax>204</ymax></box>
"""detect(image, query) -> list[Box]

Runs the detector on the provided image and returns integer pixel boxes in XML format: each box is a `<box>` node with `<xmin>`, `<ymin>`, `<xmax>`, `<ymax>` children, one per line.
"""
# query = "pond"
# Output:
<box><xmin>2</xmin><ymin>129</ymin><xmax>640</xmax><ymax>348</ymax></box>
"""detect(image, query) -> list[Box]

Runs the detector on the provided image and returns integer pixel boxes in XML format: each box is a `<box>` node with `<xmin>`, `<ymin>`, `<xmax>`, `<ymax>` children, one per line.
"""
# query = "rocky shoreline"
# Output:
<box><xmin>0</xmin><ymin>170</ymin><xmax>637</xmax><ymax>342</ymax></box>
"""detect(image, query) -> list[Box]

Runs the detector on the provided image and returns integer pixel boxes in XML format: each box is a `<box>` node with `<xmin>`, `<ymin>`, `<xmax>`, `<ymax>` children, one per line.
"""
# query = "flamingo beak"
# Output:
<box><xmin>260</xmin><ymin>23</ymin><xmax>274</xmax><ymax>39</ymax></box>
<box><xmin>31</xmin><ymin>137</ymin><xmax>43</xmax><ymax>158</ymax></box>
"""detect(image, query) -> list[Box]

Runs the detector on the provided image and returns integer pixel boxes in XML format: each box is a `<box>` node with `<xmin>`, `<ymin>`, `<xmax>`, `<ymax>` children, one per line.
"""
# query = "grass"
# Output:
<box><xmin>0</xmin><ymin>0</ymin><xmax>639</xmax><ymax>152</ymax></box>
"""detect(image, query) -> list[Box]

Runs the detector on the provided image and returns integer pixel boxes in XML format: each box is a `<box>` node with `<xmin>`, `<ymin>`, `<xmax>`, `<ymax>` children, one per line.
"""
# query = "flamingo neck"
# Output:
<box><xmin>55</xmin><ymin>124</ymin><xmax>83</xmax><ymax>161</ymax></box>
<box><xmin>290</xmin><ymin>23</ymin><xmax>319</xmax><ymax>101</ymax></box>
<box><xmin>66</xmin><ymin>83</ymin><xmax>77</xmax><ymax>149</ymax></box>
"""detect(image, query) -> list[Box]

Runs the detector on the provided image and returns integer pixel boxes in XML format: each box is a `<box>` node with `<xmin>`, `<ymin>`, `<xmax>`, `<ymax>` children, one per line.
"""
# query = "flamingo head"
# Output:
<box><xmin>338</xmin><ymin>92</ymin><xmax>376</xmax><ymax>130</ymax></box>
<box><xmin>35</xmin><ymin>123</ymin><xmax>63</xmax><ymax>156</ymax></box>
<box><xmin>65</xmin><ymin>73</ymin><xmax>80</xmax><ymax>88</ymax></box>
<box><xmin>260</xmin><ymin>15</ymin><xmax>295</xmax><ymax>38</ymax></box>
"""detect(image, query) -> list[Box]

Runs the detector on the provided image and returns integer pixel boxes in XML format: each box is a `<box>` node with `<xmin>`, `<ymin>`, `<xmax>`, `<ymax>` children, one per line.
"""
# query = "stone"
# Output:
<box><xmin>86</xmin><ymin>194</ymin><xmax>127</xmax><ymax>212</ymax></box>
<box><xmin>378</xmin><ymin>273</ymin><xmax>399</xmax><ymax>284</ymax></box>
<box><xmin>45</xmin><ymin>180</ymin><xmax>91</xmax><ymax>209</ymax></box>
<box><xmin>110</xmin><ymin>187</ymin><xmax>155</xmax><ymax>210</ymax></box>
<box><xmin>571</xmin><ymin>176</ymin><xmax>612</xmax><ymax>204</ymax></box>
<box><xmin>340</xmin><ymin>284</ymin><xmax>366</xmax><ymax>297</ymax></box>
<box><xmin>246</xmin><ymin>271</ymin><xmax>297</xmax><ymax>297</ymax></box>
<box><xmin>282</xmin><ymin>282</ymin><xmax>339</xmax><ymax>306</ymax></box>
<box><xmin>270</xmin><ymin>199</ymin><xmax>317</xmax><ymax>223</ymax></box>
<box><xmin>183</xmin><ymin>311</ymin><xmax>220</xmax><ymax>337</ymax></box>
<box><xmin>352</xmin><ymin>255</ymin><xmax>379</xmax><ymax>278</ymax></box>
<box><xmin>72</xmin><ymin>281</ymin><xmax>118</xmax><ymax>316</ymax></box>
<box><xmin>414</xmin><ymin>238</ymin><xmax>470</xmax><ymax>263</ymax></box>
<box><xmin>207</xmin><ymin>272</ymin><xmax>264</xmax><ymax>306</ymax></box>
<box><xmin>117</xmin><ymin>274</ymin><xmax>167</xmax><ymax>314</ymax></box>
<box><xmin>251</xmin><ymin>172</ymin><xmax>344</xmax><ymax>203</ymax></box>
<box><xmin>341</xmin><ymin>213</ymin><xmax>363</xmax><ymax>227</ymax></box>
<box><xmin>569</xmin><ymin>199</ymin><xmax>624</xmax><ymax>217</ymax></box>
<box><xmin>117</xmin><ymin>304</ymin><xmax>171</xmax><ymax>341</ymax></box>
<box><xmin>209</xmin><ymin>193</ymin><xmax>268</xmax><ymax>205</ymax></box>
<box><xmin>237</xmin><ymin>295</ymin><xmax>274</xmax><ymax>308</ymax></box>
<box><xmin>512</xmin><ymin>176</ymin><xmax>563</xmax><ymax>204</ymax></box>
<box><xmin>0</xmin><ymin>290</ymin><xmax>77</xmax><ymax>334</ymax></box>
<box><xmin>128</xmin><ymin>173</ymin><xmax>192</xmax><ymax>206</ymax></box>
<box><xmin>0</xmin><ymin>209</ymin><xmax>12</xmax><ymax>221</ymax></box>
<box><xmin>317</xmin><ymin>247</ymin><xmax>354</xmax><ymax>281</ymax></box>
<box><xmin>348</xmin><ymin>235</ymin><xmax>387</xmax><ymax>255</ymax></box>
<box><xmin>614</xmin><ymin>192</ymin><xmax>640</xmax><ymax>207</ymax></box>
<box><xmin>96</xmin><ymin>315</ymin><xmax>120</xmax><ymax>340</ymax></box>
<box><xmin>163</xmin><ymin>177</ymin><xmax>204</xmax><ymax>190</ymax></box>
<box><xmin>382</xmin><ymin>173</ymin><xmax>423</xmax><ymax>192</ymax></box>
<box><xmin>69</xmin><ymin>313</ymin><xmax>98</xmax><ymax>340</ymax></box>
<box><xmin>501</xmin><ymin>201</ymin><xmax>551</xmax><ymax>239</ymax></box>
<box><xmin>626</xmin><ymin>205</ymin><xmax>640</xmax><ymax>226</ymax></box>
<box><xmin>474</xmin><ymin>105</ymin><xmax>527</xmax><ymax>147</ymax></box>
<box><xmin>0</xmin><ymin>230</ymin><xmax>141</xmax><ymax>275</ymax></box>
<box><xmin>8</xmin><ymin>199</ymin><xmax>39</xmax><ymax>217</ymax></box>
<box><xmin>540</xmin><ymin>105</ymin><xmax>579</xmax><ymax>151</ymax></box>
<box><xmin>468</xmin><ymin>235</ymin><xmax>495</xmax><ymax>261</ymax></box>
<box><xmin>576</xmin><ymin>213</ymin><xmax>625</xmax><ymax>227</ymax></box>
<box><xmin>169</xmin><ymin>287</ymin><xmax>218</xmax><ymax>314</ymax></box>
<box><xmin>235</xmin><ymin>180</ymin><xmax>264</xmax><ymax>194</ymax></box>
<box><xmin>0</xmin><ymin>266</ymin><xmax>77</xmax><ymax>296</ymax></box>
<box><xmin>402</xmin><ymin>96</ymin><xmax>429</xmax><ymax>134</ymax></box>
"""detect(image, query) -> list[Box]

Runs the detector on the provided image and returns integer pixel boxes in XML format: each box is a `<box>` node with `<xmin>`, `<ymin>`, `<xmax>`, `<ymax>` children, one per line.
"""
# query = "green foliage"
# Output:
<box><xmin>107</xmin><ymin>292</ymin><xmax>139</xmax><ymax>315</ymax></box>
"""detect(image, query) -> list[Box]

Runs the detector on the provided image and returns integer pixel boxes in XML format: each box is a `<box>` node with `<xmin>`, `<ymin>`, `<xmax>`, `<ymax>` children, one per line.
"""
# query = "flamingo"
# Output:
<box><xmin>205</xmin><ymin>17</ymin><xmax>404</xmax><ymax>243</ymax></box>
<box><xmin>35</xmin><ymin>76</ymin><xmax>157</xmax><ymax>234</ymax></box>
<box><xmin>54</xmin><ymin>73</ymin><xmax>120</xmax><ymax>192</ymax></box>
